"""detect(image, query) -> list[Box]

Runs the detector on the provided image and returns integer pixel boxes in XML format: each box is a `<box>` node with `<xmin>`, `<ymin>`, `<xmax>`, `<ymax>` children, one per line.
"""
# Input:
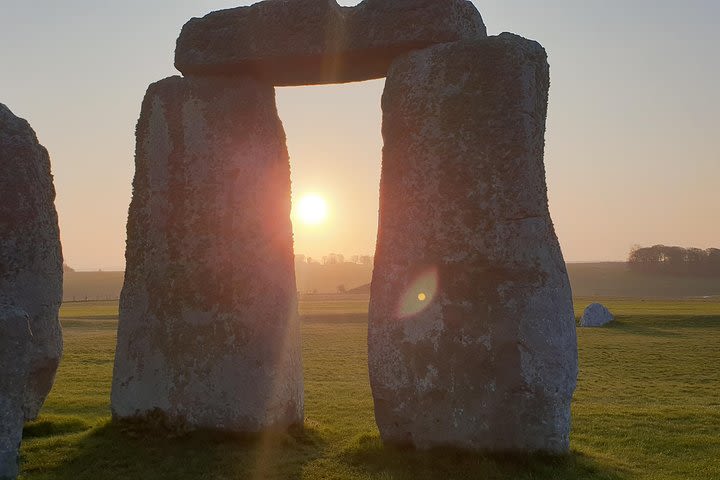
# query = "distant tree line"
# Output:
<box><xmin>628</xmin><ymin>245</ymin><xmax>720</xmax><ymax>276</ymax></box>
<box><xmin>294</xmin><ymin>253</ymin><xmax>374</xmax><ymax>266</ymax></box>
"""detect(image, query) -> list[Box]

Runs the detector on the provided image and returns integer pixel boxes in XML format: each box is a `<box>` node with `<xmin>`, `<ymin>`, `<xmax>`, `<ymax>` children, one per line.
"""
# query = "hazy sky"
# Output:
<box><xmin>1</xmin><ymin>1</ymin><xmax>718</xmax><ymax>270</ymax></box>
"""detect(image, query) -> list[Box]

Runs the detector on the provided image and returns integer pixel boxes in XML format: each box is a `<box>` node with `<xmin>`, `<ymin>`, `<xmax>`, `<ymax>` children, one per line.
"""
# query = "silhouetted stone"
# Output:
<box><xmin>111</xmin><ymin>76</ymin><xmax>302</xmax><ymax>432</ymax></box>
<box><xmin>0</xmin><ymin>103</ymin><xmax>63</xmax><ymax>421</ymax></box>
<box><xmin>175</xmin><ymin>0</ymin><xmax>486</xmax><ymax>85</ymax></box>
<box><xmin>580</xmin><ymin>303</ymin><xmax>614</xmax><ymax>327</ymax></box>
<box><xmin>369</xmin><ymin>34</ymin><xmax>578</xmax><ymax>453</ymax></box>
<box><xmin>0</xmin><ymin>306</ymin><xmax>32</xmax><ymax>480</ymax></box>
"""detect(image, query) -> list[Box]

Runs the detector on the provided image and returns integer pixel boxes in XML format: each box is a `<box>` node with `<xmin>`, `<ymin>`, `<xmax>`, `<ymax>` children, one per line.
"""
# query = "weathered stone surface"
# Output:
<box><xmin>369</xmin><ymin>34</ymin><xmax>578</xmax><ymax>453</ymax></box>
<box><xmin>0</xmin><ymin>306</ymin><xmax>32</xmax><ymax>480</ymax></box>
<box><xmin>579</xmin><ymin>303</ymin><xmax>614</xmax><ymax>327</ymax></box>
<box><xmin>0</xmin><ymin>103</ymin><xmax>63</xmax><ymax>421</ymax></box>
<box><xmin>111</xmin><ymin>76</ymin><xmax>303</xmax><ymax>432</ymax></box>
<box><xmin>175</xmin><ymin>0</ymin><xmax>486</xmax><ymax>85</ymax></box>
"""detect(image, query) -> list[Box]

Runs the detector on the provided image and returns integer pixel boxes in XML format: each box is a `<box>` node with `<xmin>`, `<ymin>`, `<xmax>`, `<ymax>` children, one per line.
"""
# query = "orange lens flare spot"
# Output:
<box><xmin>396</xmin><ymin>267</ymin><xmax>439</xmax><ymax>319</ymax></box>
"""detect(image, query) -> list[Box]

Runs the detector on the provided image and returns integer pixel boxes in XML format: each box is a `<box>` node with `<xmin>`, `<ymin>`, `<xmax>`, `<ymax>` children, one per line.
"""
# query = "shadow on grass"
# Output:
<box><xmin>24</xmin><ymin>420</ymin><xmax>326</xmax><ymax>480</ymax></box>
<box><xmin>606</xmin><ymin>319</ymin><xmax>681</xmax><ymax>338</ymax></box>
<box><xmin>23</xmin><ymin>420</ymin><xmax>630</xmax><ymax>480</ymax></box>
<box><xmin>339</xmin><ymin>434</ymin><xmax>630</xmax><ymax>480</ymax></box>
<box><xmin>606</xmin><ymin>315</ymin><xmax>720</xmax><ymax>337</ymax></box>
<box><xmin>23</xmin><ymin>416</ymin><xmax>92</xmax><ymax>438</ymax></box>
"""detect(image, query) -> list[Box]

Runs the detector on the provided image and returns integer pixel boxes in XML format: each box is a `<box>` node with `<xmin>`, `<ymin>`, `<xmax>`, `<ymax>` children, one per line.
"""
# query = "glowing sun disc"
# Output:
<box><xmin>296</xmin><ymin>194</ymin><xmax>328</xmax><ymax>225</ymax></box>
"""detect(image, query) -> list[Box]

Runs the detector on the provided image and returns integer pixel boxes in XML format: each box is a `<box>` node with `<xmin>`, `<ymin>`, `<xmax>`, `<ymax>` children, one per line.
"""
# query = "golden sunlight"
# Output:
<box><xmin>295</xmin><ymin>194</ymin><xmax>328</xmax><ymax>225</ymax></box>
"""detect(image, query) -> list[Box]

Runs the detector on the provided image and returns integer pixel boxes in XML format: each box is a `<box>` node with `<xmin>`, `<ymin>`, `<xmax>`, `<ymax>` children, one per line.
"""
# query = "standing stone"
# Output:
<box><xmin>0</xmin><ymin>103</ymin><xmax>63</xmax><ymax>421</ymax></box>
<box><xmin>369</xmin><ymin>34</ymin><xmax>578</xmax><ymax>453</ymax></box>
<box><xmin>175</xmin><ymin>0</ymin><xmax>486</xmax><ymax>85</ymax></box>
<box><xmin>0</xmin><ymin>306</ymin><xmax>32</xmax><ymax>480</ymax></box>
<box><xmin>111</xmin><ymin>76</ymin><xmax>303</xmax><ymax>432</ymax></box>
<box><xmin>580</xmin><ymin>303</ymin><xmax>614</xmax><ymax>327</ymax></box>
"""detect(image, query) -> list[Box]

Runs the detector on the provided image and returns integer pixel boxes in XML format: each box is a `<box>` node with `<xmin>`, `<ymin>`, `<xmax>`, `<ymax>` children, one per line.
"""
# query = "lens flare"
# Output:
<box><xmin>397</xmin><ymin>267</ymin><xmax>439</xmax><ymax>318</ymax></box>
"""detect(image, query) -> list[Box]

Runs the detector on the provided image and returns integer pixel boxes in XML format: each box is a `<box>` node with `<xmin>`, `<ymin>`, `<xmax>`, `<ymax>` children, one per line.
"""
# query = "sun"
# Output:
<box><xmin>295</xmin><ymin>194</ymin><xmax>328</xmax><ymax>225</ymax></box>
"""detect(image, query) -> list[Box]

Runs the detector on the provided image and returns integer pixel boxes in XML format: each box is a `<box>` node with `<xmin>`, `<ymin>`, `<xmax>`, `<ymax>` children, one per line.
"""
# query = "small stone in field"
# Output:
<box><xmin>579</xmin><ymin>303</ymin><xmax>614</xmax><ymax>327</ymax></box>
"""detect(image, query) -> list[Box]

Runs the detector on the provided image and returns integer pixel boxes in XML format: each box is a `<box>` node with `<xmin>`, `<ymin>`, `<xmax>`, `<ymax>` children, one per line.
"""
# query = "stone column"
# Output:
<box><xmin>111</xmin><ymin>75</ymin><xmax>303</xmax><ymax>432</ymax></box>
<box><xmin>369</xmin><ymin>33</ymin><xmax>578</xmax><ymax>453</ymax></box>
<box><xmin>0</xmin><ymin>306</ymin><xmax>32</xmax><ymax>480</ymax></box>
<box><xmin>0</xmin><ymin>103</ymin><xmax>64</xmax><ymax>422</ymax></box>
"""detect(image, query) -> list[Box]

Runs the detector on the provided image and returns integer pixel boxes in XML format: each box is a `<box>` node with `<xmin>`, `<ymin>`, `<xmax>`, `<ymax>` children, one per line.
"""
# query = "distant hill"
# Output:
<box><xmin>295</xmin><ymin>261</ymin><xmax>373</xmax><ymax>294</ymax></box>
<box><xmin>339</xmin><ymin>263</ymin><xmax>720</xmax><ymax>299</ymax></box>
<box><xmin>347</xmin><ymin>283</ymin><xmax>371</xmax><ymax>294</ymax></box>
<box><xmin>62</xmin><ymin>263</ymin><xmax>720</xmax><ymax>302</ymax></box>
<box><xmin>566</xmin><ymin>262</ymin><xmax>719</xmax><ymax>298</ymax></box>
<box><xmin>63</xmin><ymin>271</ymin><xmax>124</xmax><ymax>302</ymax></box>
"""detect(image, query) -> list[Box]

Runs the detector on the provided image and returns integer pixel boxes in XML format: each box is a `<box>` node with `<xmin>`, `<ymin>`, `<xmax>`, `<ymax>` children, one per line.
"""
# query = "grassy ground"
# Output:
<box><xmin>62</xmin><ymin>265</ymin><xmax>720</xmax><ymax>301</ymax></box>
<box><xmin>21</xmin><ymin>298</ymin><xmax>720</xmax><ymax>479</ymax></box>
<box><xmin>57</xmin><ymin>295</ymin><xmax>372</xmax><ymax>320</ymax></box>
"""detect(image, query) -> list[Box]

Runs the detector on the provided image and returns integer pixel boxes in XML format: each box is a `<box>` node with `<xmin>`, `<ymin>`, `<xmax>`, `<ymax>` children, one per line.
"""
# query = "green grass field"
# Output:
<box><xmin>21</xmin><ymin>297</ymin><xmax>720</xmax><ymax>479</ymax></box>
<box><xmin>62</xmin><ymin>265</ymin><xmax>720</xmax><ymax>301</ymax></box>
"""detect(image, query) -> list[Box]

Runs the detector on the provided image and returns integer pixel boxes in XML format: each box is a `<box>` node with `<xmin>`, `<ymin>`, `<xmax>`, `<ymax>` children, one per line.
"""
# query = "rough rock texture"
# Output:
<box><xmin>579</xmin><ymin>303</ymin><xmax>614</xmax><ymax>327</ymax></box>
<box><xmin>111</xmin><ymin>76</ymin><xmax>303</xmax><ymax>432</ymax></box>
<box><xmin>0</xmin><ymin>306</ymin><xmax>32</xmax><ymax>480</ymax></box>
<box><xmin>175</xmin><ymin>0</ymin><xmax>486</xmax><ymax>85</ymax></box>
<box><xmin>0</xmin><ymin>103</ymin><xmax>63</xmax><ymax>421</ymax></box>
<box><xmin>369</xmin><ymin>34</ymin><xmax>578</xmax><ymax>453</ymax></box>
